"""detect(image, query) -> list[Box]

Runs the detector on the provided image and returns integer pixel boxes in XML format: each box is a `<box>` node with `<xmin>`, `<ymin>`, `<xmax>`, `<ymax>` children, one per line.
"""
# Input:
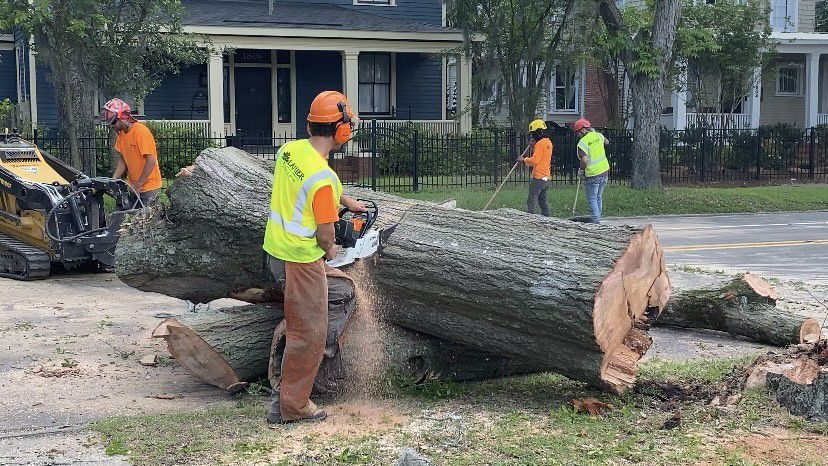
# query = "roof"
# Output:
<box><xmin>181</xmin><ymin>0</ymin><xmax>461</xmax><ymax>35</ymax></box>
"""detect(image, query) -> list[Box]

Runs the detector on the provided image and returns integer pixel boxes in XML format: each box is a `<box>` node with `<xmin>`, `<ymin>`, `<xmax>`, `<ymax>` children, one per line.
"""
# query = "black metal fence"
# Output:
<box><xmin>25</xmin><ymin>123</ymin><xmax>828</xmax><ymax>192</ymax></box>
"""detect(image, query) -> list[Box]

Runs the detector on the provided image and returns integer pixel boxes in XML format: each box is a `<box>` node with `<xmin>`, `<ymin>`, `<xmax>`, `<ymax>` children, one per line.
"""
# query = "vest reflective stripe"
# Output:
<box><xmin>263</xmin><ymin>140</ymin><xmax>343</xmax><ymax>263</ymax></box>
<box><xmin>268</xmin><ymin>210</ymin><xmax>316</xmax><ymax>238</ymax></box>
<box><xmin>578</xmin><ymin>131</ymin><xmax>610</xmax><ymax>177</ymax></box>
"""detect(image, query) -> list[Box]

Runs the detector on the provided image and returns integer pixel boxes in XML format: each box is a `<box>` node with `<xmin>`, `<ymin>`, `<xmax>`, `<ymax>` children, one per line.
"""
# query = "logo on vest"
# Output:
<box><xmin>281</xmin><ymin>151</ymin><xmax>305</xmax><ymax>180</ymax></box>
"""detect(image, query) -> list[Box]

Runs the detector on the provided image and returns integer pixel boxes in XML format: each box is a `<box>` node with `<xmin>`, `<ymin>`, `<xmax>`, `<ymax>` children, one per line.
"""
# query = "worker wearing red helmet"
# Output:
<box><xmin>572</xmin><ymin>118</ymin><xmax>610</xmax><ymax>223</ymax></box>
<box><xmin>262</xmin><ymin>91</ymin><xmax>366</xmax><ymax>425</ymax></box>
<box><xmin>100</xmin><ymin>98</ymin><xmax>161</xmax><ymax>207</ymax></box>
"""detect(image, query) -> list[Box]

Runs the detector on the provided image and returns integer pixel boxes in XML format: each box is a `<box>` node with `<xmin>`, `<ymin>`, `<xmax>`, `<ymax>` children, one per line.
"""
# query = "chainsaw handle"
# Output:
<box><xmin>337</xmin><ymin>199</ymin><xmax>377</xmax><ymax>238</ymax></box>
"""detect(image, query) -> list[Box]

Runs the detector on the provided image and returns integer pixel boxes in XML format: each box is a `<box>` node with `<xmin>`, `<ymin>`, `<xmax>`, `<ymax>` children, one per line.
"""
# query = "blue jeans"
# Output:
<box><xmin>585</xmin><ymin>173</ymin><xmax>608</xmax><ymax>223</ymax></box>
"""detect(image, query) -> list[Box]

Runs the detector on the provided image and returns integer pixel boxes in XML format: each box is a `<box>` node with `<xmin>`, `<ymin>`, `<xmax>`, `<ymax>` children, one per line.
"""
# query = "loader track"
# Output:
<box><xmin>0</xmin><ymin>232</ymin><xmax>50</xmax><ymax>280</ymax></box>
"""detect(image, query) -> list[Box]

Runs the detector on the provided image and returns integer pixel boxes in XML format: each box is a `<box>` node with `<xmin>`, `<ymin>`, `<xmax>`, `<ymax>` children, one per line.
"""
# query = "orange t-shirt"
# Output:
<box><xmin>312</xmin><ymin>185</ymin><xmax>339</xmax><ymax>224</ymax></box>
<box><xmin>114</xmin><ymin>121</ymin><xmax>162</xmax><ymax>192</ymax></box>
<box><xmin>524</xmin><ymin>137</ymin><xmax>553</xmax><ymax>179</ymax></box>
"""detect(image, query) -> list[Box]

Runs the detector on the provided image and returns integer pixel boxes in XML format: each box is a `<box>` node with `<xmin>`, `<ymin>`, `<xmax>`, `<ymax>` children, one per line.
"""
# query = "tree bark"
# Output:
<box><xmin>116</xmin><ymin>147</ymin><xmax>671</xmax><ymax>393</ymax></box>
<box><xmin>151</xmin><ymin>303</ymin><xmax>544</xmax><ymax>394</ymax></box>
<box><xmin>658</xmin><ymin>271</ymin><xmax>822</xmax><ymax>347</ymax></box>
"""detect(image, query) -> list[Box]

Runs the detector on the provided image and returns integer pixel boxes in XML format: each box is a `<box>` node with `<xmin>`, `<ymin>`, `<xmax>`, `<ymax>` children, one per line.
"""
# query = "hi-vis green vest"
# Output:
<box><xmin>577</xmin><ymin>131</ymin><xmax>610</xmax><ymax>177</ymax></box>
<box><xmin>263</xmin><ymin>139</ymin><xmax>343</xmax><ymax>263</ymax></box>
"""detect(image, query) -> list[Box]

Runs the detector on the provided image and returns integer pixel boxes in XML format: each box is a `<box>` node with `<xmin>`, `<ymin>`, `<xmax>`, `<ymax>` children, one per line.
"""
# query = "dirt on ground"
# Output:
<box><xmin>1</xmin><ymin>269</ymin><xmax>826</xmax><ymax>465</ymax></box>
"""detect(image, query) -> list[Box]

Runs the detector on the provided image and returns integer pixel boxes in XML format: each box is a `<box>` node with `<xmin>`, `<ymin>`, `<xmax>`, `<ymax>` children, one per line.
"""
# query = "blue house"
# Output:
<box><xmin>0</xmin><ymin>0</ymin><xmax>474</xmax><ymax>136</ymax></box>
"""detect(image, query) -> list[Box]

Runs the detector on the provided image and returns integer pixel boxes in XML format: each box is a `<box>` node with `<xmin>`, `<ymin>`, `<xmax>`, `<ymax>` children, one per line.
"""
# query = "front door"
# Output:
<box><xmin>234</xmin><ymin>67</ymin><xmax>272</xmax><ymax>138</ymax></box>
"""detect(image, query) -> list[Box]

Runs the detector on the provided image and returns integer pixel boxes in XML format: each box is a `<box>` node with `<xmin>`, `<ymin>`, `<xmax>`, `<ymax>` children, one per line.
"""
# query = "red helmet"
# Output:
<box><xmin>99</xmin><ymin>98</ymin><xmax>133</xmax><ymax>124</ymax></box>
<box><xmin>572</xmin><ymin>118</ymin><xmax>591</xmax><ymax>132</ymax></box>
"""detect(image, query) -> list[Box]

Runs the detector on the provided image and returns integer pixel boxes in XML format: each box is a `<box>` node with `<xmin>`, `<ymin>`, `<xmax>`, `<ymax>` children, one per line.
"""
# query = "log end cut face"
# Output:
<box><xmin>593</xmin><ymin>225</ymin><xmax>670</xmax><ymax>393</ymax></box>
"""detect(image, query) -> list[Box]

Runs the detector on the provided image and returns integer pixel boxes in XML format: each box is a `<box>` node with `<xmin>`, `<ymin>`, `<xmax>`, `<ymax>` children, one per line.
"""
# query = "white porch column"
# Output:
<box><xmin>805</xmin><ymin>52</ymin><xmax>820</xmax><ymax>128</ymax></box>
<box><xmin>671</xmin><ymin>88</ymin><xmax>687</xmax><ymax>131</ymax></box>
<box><xmin>342</xmin><ymin>50</ymin><xmax>360</xmax><ymax>118</ymax></box>
<box><xmin>28</xmin><ymin>37</ymin><xmax>38</xmax><ymax>127</ymax></box>
<box><xmin>457</xmin><ymin>53</ymin><xmax>472</xmax><ymax>133</ymax></box>
<box><xmin>749</xmin><ymin>66</ymin><xmax>762</xmax><ymax>129</ymax></box>
<box><xmin>207</xmin><ymin>51</ymin><xmax>224</xmax><ymax>137</ymax></box>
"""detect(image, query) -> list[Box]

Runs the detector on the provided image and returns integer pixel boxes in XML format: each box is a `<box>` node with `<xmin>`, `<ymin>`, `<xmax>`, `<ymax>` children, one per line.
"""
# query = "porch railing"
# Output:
<box><xmin>819</xmin><ymin>114</ymin><xmax>828</xmax><ymax>126</ymax></box>
<box><xmin>141</xmin><ymin>119</ymin><xmax>211</xmax><ymax>136</ymax></box>
<box><xmin>366</xmin><ymin>119</ymin><xmax>459</xmax><ymax>135</ymax></box>
<box><xmin>686</xmin><ymin>113</ymin><xmax>751</xmax><ymax>129</ymax></box>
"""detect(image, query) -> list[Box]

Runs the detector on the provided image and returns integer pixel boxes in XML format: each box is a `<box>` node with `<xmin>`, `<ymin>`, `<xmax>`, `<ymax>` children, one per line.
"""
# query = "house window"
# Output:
<box><xmin>358</xmin><ymin>53</ymin><xmax>392</xmax><ymax>116</ymax></box>
<box><xmin>353</xmin><ymin>0</ymin><xmax>394</xmax><ymax>5</ymax></box>
<box><xmin>552</xmin><ymin>66</ymin><xmax>580</xmax><ymax>113</ymax></box>
<box><xmin>776</xmin><ymin>66</ymin><xmax>803</xmax><ymax>96</ymax></box>
<box><xmin>771</xmin><ymin>0</ymin><xmax>798</xmax><ymax>32</ymax></box>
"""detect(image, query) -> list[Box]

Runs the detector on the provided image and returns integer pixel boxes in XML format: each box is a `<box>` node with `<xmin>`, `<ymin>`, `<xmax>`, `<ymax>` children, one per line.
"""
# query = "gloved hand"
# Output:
<box><xmin>577</xmin><ymin>169</ymin><xmax>585</xmax><ymax>178</ymax></box>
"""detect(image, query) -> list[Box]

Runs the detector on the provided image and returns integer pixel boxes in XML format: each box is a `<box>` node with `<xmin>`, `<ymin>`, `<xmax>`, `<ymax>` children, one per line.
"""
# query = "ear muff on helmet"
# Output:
<box><xmin>333</xmin><ymin>101</ymin><xmax>353</xmax><ymax>145</ymax></box>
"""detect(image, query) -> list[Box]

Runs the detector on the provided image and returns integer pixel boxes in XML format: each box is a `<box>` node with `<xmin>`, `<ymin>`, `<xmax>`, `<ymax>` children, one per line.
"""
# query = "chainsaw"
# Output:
<box><xmin>327</xmin><ymin>199</ymin><xmax>396</xmax><ymax>268</ymax></box>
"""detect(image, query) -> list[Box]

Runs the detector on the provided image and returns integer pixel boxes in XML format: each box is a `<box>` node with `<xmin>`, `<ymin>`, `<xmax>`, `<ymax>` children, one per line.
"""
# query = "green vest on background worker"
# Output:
<box><xmin>573</xmin><ymin>118</ymin><xmax>610</xmax><ymax>223</ymax></box>
<box><xmin>262</xmin><ymin>90</ymin><xmax>367</xmax><ymax>425</ymax></box>
<box><xmin>518</xmin><ymin>119</ymin><xmax>553</xmax><ymax>216</ymax></box>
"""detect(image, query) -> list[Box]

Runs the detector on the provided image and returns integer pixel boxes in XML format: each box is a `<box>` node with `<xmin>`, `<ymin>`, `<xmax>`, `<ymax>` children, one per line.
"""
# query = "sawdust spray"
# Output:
<box><xmin>339</xmin><ymin>259</ymin><xmax>391</xmax><ymax>398</ymax></box>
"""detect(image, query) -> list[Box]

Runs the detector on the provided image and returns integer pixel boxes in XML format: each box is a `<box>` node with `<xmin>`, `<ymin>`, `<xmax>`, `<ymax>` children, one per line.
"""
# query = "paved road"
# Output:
<box><xmin>608</xmin><ymin>211</ymin><xmax>828</xmax><ymax>285</ymax></box>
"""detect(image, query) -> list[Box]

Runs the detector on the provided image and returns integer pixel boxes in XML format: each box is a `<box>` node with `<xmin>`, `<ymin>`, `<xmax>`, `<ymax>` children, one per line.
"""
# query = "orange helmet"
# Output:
<box><xmin>307</xmin><ymin>91</ymin><xmax>354</xmax><ymax>123</ymax></box>
<box><xmin>572</xmin><ymin>118</ymin><xmax>591</xmax><ymax>132</ymax></box>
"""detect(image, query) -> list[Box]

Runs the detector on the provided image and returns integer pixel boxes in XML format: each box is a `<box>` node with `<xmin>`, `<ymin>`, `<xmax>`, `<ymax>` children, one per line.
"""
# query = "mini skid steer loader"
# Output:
<box><xmin>0</xmin><ymin>129</ymin><xmax>139</xmax><ymax>280</ymax></box>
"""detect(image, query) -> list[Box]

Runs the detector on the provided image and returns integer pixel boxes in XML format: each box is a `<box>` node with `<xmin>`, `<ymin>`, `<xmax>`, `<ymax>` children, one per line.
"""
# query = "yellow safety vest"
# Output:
<box><xmin>577</xmin><ymin>131</ymin><xmax>610</xmax><ymax>177</ymax></box>
<box><xmin>262</xmin><ymin>139</ymin><xmax>343</xmax><ymax>263</ymax></box>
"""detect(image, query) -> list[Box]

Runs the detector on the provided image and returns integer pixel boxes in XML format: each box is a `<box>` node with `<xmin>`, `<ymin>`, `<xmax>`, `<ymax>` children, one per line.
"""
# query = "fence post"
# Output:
<box><xmin>808</xmin><ymin>127</ymin><xmax>815</xmax><ymax>179</ymax></box>
<box><xmin>700</xmin><ymin>130</ymin><xmax>707</xmax><ymax>182</ymax></box>
<box><xmin>755</xmin><ymin>127</ymin><xmax>762</xmax><ymax>181</ymax></box>
<box><xmin>370</xmin><ymin>119</ymin><xmax>377</xmax><ymax>191</ymax></box>
<box><xmin>412</xmin><ymin>129</ymin><xmax>419</xmax><ymax>192</ymax></box>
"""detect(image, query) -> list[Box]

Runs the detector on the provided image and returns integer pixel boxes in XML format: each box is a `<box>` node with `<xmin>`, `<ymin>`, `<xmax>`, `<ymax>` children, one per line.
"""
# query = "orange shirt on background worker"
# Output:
<box><xmin>114</xmin><ymin>121</ymin><xmax>162</xmax><ymax>192</ymax></box>
<box><xmin>523</xmin><ymin>138</ymin><xmax>553</xmax><ymax>179</ymax></box>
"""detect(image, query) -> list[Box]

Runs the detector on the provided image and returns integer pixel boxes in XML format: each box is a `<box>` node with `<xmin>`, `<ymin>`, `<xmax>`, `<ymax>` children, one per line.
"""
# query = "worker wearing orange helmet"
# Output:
<box><xmin>262</xmin><ymin>91</ymin><xmax>366</xmax><ymax>424</ymax></box>
<box><xmin>100</xmin><ymin>98</ymin><xmax>162</xmax><ymax>207</ymax></box>
<box><xmin>572</xmin><ymin>118</ymin><xmax>610</xmax><ymax>223</ymax></box>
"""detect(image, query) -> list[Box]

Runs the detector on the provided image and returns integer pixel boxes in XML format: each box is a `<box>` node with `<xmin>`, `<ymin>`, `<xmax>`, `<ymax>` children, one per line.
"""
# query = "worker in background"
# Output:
<box><xmin>518</xmin><ymin>119</ymin><xmax>553</xmax><ymax>216</ymax></box>
<box><xmin>263</xmin><ymin>91</ymin><xmax>366</xmax><ymax>425</ymax></box>
<box><xmin>100</xmin><ymin>98</ymin><xmax>162</xmax><ymax>207</ymax></box>
<box><xmin>572</xmin><ymin>119</ymin><xmax>610</xmax><ymax>223</ymax></box>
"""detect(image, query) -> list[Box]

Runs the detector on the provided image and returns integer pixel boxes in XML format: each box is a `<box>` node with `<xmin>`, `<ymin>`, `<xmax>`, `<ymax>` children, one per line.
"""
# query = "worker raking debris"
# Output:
<box><xmin>518</xmin><ymin>119</ymin><xmax>553</xmax><ymax>216</ymax></box>
<box><xmin>262</xmin><ymin>91</ymin><xmax>369</xmax><ymax>425</ymax></box>
<box><xmin>572</xmin><ymin>119</ymin><xmax>610</xmax><ymax>223</ymax></box>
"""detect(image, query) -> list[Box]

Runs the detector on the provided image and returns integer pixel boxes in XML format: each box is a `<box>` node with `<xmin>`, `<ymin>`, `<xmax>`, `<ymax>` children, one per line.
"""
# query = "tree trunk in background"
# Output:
<box><xmin>116</xmin><ymin>147</ymin><xmax>671</xmax><ymax>393</ymax></box>
<box><xmin>598</xmin><ymin>0</ymin><xmax>682</xmax><ymax>189</ymax></box>
<box><xmin>630</xmin><ymin>78</ymin><xmax>664</xmax><ymax>189</ymax></box>
<box><xmin>657</xmin><ymin>271</ymin><xmax>822</xmax><ymax>346</ymax></box>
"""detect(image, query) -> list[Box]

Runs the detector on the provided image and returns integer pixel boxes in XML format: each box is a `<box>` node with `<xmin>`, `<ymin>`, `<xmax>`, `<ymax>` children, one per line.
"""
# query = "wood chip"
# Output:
<box><xmin>571</xmin><ymin>397</ymin><xmax>615</xmax><ymax>415</ymax></box>
<box><xmin>151</xmin><ymin>393</ymin><xmax>178</xmax><ymax>400</ymax></box>
<box><xmin>139</xmin><ymin>354</ymin><xmax>158</xmax><ymax>367</ymax></box>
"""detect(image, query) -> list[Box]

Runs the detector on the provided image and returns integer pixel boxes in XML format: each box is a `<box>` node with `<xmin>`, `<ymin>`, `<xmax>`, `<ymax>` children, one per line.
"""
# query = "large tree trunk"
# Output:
<box><xmin>658</xmin><ymin>271</ymin><xmax>822</xmax><ymax>346</ymax></box>
<box><xmin>116</xmin><ymin>147</ymin><xmax>671</xmax><ymax>393</ymax></box>
<box><xmin>151</xmin><ymin>303</ymin><xmax>545</xmax><ymax>394</ymax></box>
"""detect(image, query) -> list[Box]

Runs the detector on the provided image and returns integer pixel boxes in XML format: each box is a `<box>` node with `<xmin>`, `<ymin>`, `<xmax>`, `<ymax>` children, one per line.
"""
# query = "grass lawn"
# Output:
<box><xmin>92</xmin><ymin>357</ymin><xmax>828</xmax><ymax>465</ymax></box>
<box><xmin>397</xmin><ymin>184</ymin><xmax>828</xmax><ymax>217</ymax></box>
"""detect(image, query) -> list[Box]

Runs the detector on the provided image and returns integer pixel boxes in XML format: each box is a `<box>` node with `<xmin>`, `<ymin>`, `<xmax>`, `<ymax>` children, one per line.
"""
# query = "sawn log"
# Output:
<box><xmin>657</xmin><ymin>271</ymin><xmax>821</xmax><ymax>346</ymax></box>
<box><xmin>116</xmin><ymin>147</ymin><xmax>671</xmax><ymax>393</ymax></box>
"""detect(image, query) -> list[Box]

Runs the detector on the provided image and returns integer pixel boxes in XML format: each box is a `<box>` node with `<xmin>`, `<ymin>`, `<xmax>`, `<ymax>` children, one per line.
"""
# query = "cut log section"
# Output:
<box><xmin>658</xmin><ymin>271</ymin><xmax>821</xmax><ymax>346</ymax></box>
<box><xmin>746</xmin><ymin>340</ymin><xmax>828</xmax><ymax>421</ymax></box>
<box><xmin>373</xmin><ymin>207</ymin><xmax>670</xmax><ymax>393</ymax></box>
<box><xmin>151</xmin><ymin>304</ymin><xmax>545</xmax><ymax>393</ymax></box>
<box><xmin>118</xmin><ymin>147</ymin><xmax>671</xmax><ymax>393</ymax></box>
